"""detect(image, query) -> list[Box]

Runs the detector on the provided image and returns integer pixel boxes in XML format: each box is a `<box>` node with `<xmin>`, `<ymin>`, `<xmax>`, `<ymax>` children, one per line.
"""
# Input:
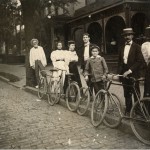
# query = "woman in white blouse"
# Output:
<box><xmin>50</xmin><ymin>41</ymin><xmax>69</xmax><ymax>86</ymax></box>
<box><xmin>67</xmin><ymin>40</ymin><xmax>81</xmax><ymax>87</ymax></box>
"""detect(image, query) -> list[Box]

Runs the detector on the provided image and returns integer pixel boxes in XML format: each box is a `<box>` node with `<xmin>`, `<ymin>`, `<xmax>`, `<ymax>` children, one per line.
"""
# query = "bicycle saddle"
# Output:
<box><xmin>49</xmin><ymin>68</ymin><xmax>59</xmax><ymax>71</ymax></box>
<box><xmin>66</xmin><ymin>73</ymin><xmax>74</xmax><ymax>76</ymax></box>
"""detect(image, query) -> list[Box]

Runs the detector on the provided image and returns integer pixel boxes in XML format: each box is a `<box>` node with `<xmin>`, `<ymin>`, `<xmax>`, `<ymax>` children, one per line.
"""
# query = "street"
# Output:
<box><xmin>0</xmin><ymin>80</ymin><xmax>149</xmax><ymax>149</ymax></box>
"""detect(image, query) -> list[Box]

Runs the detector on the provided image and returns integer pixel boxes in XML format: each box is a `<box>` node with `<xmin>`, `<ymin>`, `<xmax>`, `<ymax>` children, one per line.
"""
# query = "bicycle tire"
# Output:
<box><xmin>38</xmin><ymin>77</ymin><xmax>46</xmax><ymax>99</ymax></box>
<box><xmin>47</xmin><ymin>80</ymin><xmax>56</xmax><ymax>106</ymax></box>
<box><xmin>91</xmin><ymin>89</ymin><xmax>108</xmax><ymax>127</ymax></box>
<box><xmin>130</xmin><ymin>98</ymin><xmax>150</xmax><ymax>145</ymax></box>
<box><xmin>77</xmin><ymin>87</ymin><xmax>90</xmax><ymax>116</ymax></box>
<box><xmin>103</xmin><ymin>93</ymin><xmax>122</xmax><ymax>128</ymax></box>
<box><xmin>66</xmin><ymin>83</ymin><xmax>80</xmax><ymax>112</ymax></box>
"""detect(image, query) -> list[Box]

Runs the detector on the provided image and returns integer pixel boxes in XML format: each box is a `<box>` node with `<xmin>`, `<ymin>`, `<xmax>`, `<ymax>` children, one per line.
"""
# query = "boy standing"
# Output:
<box><xmin>84</xmin><ymin>45</ymin><xmax>108</xmax><ymax>94</ymax></box>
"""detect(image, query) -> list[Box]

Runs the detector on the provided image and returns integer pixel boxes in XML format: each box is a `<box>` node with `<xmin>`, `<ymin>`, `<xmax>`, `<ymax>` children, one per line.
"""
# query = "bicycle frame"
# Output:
<box><xmin>106</xmin><ymin>76</ymin><xmax>150</xmax><ymax>121</ymax></box>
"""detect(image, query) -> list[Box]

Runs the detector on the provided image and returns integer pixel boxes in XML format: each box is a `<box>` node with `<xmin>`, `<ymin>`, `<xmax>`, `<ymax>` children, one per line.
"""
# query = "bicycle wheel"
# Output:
<box><xmin>47</xmin><ymin>80</ymin><xmax>57</xmax><ymax>106</ymax></box>
<box><xmin>54</xmin><ymin>80</ymin><xmax>61</xmax><ymax>104</ymax></box>
<box><xmin>130</xmin><ymin>98</ymin><xmax>150</xmax><ymax>145</ymax></box>
<box><xmin>38</xmin><ymin>77</ymin><xmax>46</xmax><ymax>99</ymax></box>
<box><xmin>91</xmin><ymin>90</ymin><xmax>108</xmax><ymax>127</ymax></box>
<box><xmin>66</xmin><ymin>83</ymin><xmax>80</xmax><ymax>112</ymax></box>
<box><xmin>77</xmin><ymin>87</ymin><xmax>90</xmax><ymax>116</ymax></box>
<box><xmin>103</xmin><ymin>93</ymin><xmax>122</xmax><ymax>128</ymax></box>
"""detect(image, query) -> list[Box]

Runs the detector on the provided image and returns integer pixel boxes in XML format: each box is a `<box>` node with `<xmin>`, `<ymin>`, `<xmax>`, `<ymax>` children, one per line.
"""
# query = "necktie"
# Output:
<box><xmin>125</xmin><ymin>42</ymin><xmax>130</xmax><ymax>46</ymax></box>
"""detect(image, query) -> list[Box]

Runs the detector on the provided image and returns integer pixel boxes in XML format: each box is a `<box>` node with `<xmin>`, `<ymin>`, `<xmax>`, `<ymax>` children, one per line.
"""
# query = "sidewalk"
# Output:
<box><xmin>0</xmin><ymin>63</ymin><xmax>144</xmax><ymax>106</ymax></box>
<box><xmin>0</xmin><ymin>64</ymin><xmax>52</xmax><ymax>88</ymax></box>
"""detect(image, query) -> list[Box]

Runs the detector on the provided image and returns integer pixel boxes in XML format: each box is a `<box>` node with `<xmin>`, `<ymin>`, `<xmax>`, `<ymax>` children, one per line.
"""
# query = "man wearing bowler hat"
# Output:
<box><xmin>118</xmin><ymin>28</ymin><xmax>144</xmax><ymax>115</ymax></box>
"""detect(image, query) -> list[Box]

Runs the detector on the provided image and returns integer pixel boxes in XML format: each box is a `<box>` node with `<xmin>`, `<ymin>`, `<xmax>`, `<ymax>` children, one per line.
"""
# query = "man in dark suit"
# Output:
<box><xmin>118</xmin><ymin>28</ymin><xmax>144</xmax><ymax>115</ymax></box>
<box><xmin>78</xmin><ymin>33</ymin><xmax>94</xmax><ymax>71</ymax></box>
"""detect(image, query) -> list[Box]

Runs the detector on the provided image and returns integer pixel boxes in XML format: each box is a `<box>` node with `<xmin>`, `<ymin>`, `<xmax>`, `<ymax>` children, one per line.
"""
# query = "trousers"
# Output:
<box><xmin>122</xmin><ymin>78</ymin><xmax>140</xmax><ymax>113</ymax></box>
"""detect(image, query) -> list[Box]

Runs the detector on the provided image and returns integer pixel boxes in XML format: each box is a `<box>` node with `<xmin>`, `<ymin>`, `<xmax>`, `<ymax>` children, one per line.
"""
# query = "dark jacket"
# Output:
<box><xmin>118</xmin><ymin>42</ymin><xmax>144</xmax><ymax>78</ymax></box>
<box><xmin>77</xmin><ymin>43</ymin><xmax>95</xmax><ymax>70</ymax></box>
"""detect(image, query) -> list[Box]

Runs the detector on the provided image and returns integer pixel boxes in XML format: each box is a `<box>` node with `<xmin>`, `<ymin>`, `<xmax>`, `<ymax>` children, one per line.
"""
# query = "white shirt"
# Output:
<box><xmin>29</xmin><ymin>46</ymin><xmax>47</xmax><ymax>68</ymax></box>
<box><xmin>84</xmin><ymin>42</ymin><xmax>90</xmax><ymax>61</ymax></box>
<box><xmin>141</xmin><ymin>41</ymin><xmax>150</xmax><ymax>65</ymax></box>
<box><xmin>123</xmin><ymin>41</ymin><xmax>132</xmax><ymax>64</ymax></box>
<box><xmin>51</xmin><ymin>50</ymin><xmax>69</xmax><ymax>72</ymax></box>
<box><xmin>68</xmin><ymin>50</ymin><xmax>78</xmax><ymax>62</ymax></box>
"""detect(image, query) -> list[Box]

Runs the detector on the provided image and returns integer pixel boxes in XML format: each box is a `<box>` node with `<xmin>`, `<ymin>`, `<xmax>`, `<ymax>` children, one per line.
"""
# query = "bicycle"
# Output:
<box><xmin>77</xmin><ymin>75</ymin><xmax>95</xmax><ymax>116</ymax></box>
<box><xmin>94</xmin><ymin>74</ymin><xmax>124</xmax><ymax>128</ymax></box>
<box><xmin>95</xmin><ymin>73</ymin><xmax>150</xmax><ymax>145</ymax></box>
<box><xmin>90</xmin><ymin>77</ymin><xmax>109</xmax><ymax>127</ymax></box>
<box><xmin>38</xmin><ymin>68</ymin><xmax>59</xmax><ymax>106</ymax></box>
<box><xmin>65</xmin><ymin>73</ymin><xmax>81</xmax><ymax>112</ymax></box>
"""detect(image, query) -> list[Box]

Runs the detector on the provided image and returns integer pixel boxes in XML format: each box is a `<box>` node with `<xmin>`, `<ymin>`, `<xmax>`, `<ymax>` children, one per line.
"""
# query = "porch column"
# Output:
<box><xmin>102</xmin><ymin>15</ymin><xmax>106</xmax><ymax>54</ymax></box>
<box><xmin>124</xmin><ymin>4</ymin><xmax>131</xmax><ymax>27</ymax></box>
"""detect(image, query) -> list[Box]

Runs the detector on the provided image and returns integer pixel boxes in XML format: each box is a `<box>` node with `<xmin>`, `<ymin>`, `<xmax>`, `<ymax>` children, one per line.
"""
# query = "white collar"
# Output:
<box><xmin>33</xmin><ymin>46</ymin><xmax>39</xmax><ymax>49</ymax></box>
<box><xmin>91</xmin><ymin>55</ymin><xmax>101</xmax><ymax>59</ymax></box>
<box><xmin>84</xmin><ymin>42</ymin><xmax>90</xmax><ymax>47</ymax></box>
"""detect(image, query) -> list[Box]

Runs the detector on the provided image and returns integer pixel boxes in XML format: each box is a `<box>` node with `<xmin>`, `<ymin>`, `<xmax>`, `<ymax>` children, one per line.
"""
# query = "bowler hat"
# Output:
<box><xmin>122</xmin><ymin>28</ymin><xmax>134</xmax><ymax>36</ymax></box>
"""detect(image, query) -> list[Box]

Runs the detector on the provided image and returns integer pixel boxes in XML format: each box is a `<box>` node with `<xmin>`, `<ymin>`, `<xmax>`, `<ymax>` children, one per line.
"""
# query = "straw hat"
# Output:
<box><xmin>30</xmin><ymin>39</ymin><xmax>39</xmax><ymax>46</ymax></box>
<box><xmin>122</xmin><ymin>28</ymin><xmax>134</xmax><ymax>36</ymax></box>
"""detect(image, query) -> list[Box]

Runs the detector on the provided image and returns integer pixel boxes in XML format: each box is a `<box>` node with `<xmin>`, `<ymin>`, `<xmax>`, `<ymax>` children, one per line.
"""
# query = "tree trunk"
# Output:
<box><xmin>24</xmin><ymin>16</ymin><xmax>37</xmax><ymax>86</ymax></box>
<box><xmin>21</xmin><ymin>0</ymin><xmax>39</xmax><ymax>86</ymax></box>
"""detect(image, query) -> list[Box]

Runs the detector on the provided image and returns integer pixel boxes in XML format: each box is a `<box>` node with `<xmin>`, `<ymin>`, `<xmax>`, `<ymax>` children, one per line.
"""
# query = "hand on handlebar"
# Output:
<box><xmin>123</xmin><ymin>69</ymin><xmax>132</xmax><ymax>78</ymax></box>
<box><xmin>102</xmin><ymin>75</ymin><xmax>107</xmax><ymax>80</ymax></box>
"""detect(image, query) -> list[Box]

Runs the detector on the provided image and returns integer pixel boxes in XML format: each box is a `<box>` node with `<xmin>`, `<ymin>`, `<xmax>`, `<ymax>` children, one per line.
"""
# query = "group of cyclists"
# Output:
<box><xmin>29</xmin><ymin>26</ymin><xmax>150</xmax><ymax>145</ymax></box>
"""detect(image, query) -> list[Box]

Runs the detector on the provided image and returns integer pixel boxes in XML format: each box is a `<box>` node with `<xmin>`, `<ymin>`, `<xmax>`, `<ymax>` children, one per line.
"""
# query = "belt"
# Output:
<box><xmin>56</xmin><ymin>59</ymin><xmax>64</xmax><ymax>61</ymax></box>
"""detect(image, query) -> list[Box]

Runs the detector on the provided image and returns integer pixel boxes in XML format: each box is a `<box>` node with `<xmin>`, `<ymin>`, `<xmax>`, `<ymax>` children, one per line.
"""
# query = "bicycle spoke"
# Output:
<box><xmin>103</xmin><ymin>93</ymin><xmax>122</xmax><ymax>128</ymax></box>
<box><xmin>91</xmin><ymin>90</ymin><xmax>108</xmax><ymax>127</ymax></box>
<box><xmin>66</xmin><ymin>83</ymin><xmax>80</xmax><ymax>112</ymax></box>
<box><xmin>130</xmin><ymin>99</ymin><xmax>150</xmax><ymax>145</ymax></box>
<box><xmin>77</xmin><ymin>87</ymin><xmax>90</xmax><ymax>116</ymax></box>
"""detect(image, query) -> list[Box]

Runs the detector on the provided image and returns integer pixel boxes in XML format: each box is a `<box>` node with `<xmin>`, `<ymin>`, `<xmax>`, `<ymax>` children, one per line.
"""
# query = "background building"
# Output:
<box><xmin>66</xmin><ymin>0</ymin><xmax>150</xmax><ymax>55</ymax></box>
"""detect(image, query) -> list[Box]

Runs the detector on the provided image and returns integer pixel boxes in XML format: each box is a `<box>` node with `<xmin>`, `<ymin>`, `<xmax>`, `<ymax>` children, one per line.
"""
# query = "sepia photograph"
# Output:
<box><xmin>0</xmin><ymin>0</ymin><xmax>150</xmax><ymax>149</ymax></box>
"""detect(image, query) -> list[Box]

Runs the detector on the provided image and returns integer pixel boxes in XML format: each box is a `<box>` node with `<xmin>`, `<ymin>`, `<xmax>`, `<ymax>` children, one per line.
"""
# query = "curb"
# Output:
<box><xmin>0</xmin><ymin>75</ymin><xmax>9</xmax><ymax>82</ymax></box>
<box><xmin>0</xmin><ymin>75</ymin><xmax>22</xmax><ymax>89</ymax></box>
<box><xmin>0</xmin><ymin>77</ymin><xmax>134</xmax><ymax>137</ymax></box>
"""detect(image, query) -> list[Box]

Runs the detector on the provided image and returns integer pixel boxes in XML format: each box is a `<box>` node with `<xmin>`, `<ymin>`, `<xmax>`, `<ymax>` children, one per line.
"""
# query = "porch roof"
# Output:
<box><xmin>67</xmin><ymin>0</ymin><xmax>150</xmax><ymax>23</ymax></box>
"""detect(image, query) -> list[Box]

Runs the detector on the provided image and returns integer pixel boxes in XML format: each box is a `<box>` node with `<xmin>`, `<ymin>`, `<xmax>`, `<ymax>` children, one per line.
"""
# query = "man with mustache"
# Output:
<box><xmin>118</xmin><ymin>28</ymin><xmax>144</xmax><ymax>115</ymax></box>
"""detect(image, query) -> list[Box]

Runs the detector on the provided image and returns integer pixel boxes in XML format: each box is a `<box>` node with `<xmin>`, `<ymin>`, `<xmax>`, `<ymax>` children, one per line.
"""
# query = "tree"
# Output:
<box><xmin>19</xmin><ymin>0</ymin><xmax>77</xmax><ymax>86</ymax></box>
<box><xmin>1</xmin><ymin>0</ymin><xmax>77</xmax><ymax>86</ymax></box>
<box><xmin>0</xmin><ymin>0</ymin><xmax>19</xmax><ymax>61</ymax></box>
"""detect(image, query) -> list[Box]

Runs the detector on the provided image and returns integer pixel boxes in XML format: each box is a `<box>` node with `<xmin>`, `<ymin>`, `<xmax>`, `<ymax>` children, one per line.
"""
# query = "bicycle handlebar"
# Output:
<box><xmin>49</xmin><ymin>68</ymin><xmax>59</xmax><ymax>72</ymax></box>
<box><xmin>107</xmin><ymin>73</ymin><xmax>145</xmax><ymax>82</ymax></box>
